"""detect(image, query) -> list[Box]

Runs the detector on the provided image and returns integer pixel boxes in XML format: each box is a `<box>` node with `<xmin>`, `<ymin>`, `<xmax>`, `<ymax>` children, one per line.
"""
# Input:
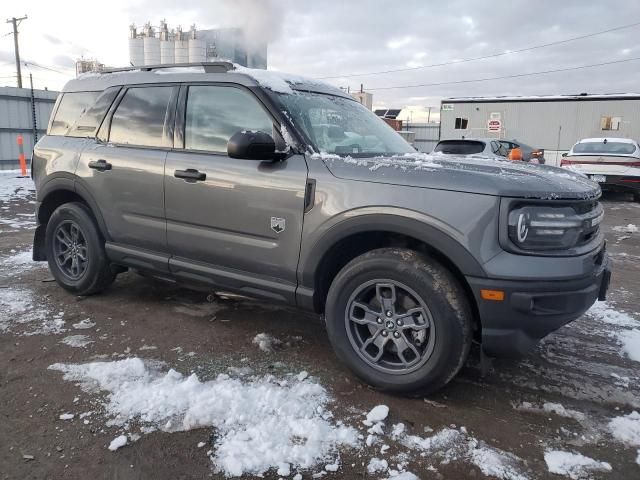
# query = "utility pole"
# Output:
<box><xmin>6</xmin><ymin>15</ymin><xmax>28</xmax><ymax>88</ymax></box>
<box><xmin>427</xmin><ymin>106</ymin><xmax>433</xmax><ymax>123</ymax></box>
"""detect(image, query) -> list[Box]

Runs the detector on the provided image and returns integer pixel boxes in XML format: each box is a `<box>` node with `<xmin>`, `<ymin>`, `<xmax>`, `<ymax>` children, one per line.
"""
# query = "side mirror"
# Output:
<box><xmin>561</xmin><ymin>152</ymin><xmax>568</xmax><ymax>157</ymax></box>
<box><xmin>227</xmin><ymin>131</ymin><xmax>277</xmax><ymax>160</ymax></box>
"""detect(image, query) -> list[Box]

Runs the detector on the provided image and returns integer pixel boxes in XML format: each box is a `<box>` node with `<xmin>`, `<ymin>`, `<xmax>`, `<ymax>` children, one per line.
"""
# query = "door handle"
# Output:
<box><xmin>88</xmin><ymin>159</ymin><xmax>112</xmax><ymax>171</ymax></box>
<box><xmin>174</xmin><ymin>169</ymin><xmax>206</xmax><ymax>181</ymax></box>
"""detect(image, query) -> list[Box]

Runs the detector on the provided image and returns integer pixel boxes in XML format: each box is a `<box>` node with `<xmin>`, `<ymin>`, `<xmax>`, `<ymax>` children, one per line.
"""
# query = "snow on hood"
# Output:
<box><xmin>316</xmin><ymin>152</ymin><xmax>601</xmax><ymax>200</ymax></box>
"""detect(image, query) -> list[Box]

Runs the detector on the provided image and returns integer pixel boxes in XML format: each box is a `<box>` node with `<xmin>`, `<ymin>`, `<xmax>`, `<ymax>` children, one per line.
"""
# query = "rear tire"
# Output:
<box><xmin>45</xmin><ymin>202</ymin><xmax>115</xmax><ymax>295</ymax></box>
<box><xmin>325</xmin><ymin>248</ymin><xmax>473</xmax><ymax>395</ymax></box>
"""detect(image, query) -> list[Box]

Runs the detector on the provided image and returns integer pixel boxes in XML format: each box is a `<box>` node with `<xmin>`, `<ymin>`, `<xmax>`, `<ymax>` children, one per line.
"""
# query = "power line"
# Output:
<box><xmin>365</xmin><ymin>56</ymin><xmax>640</xmax><ymax>91</ymax></box>
<box><xmin>23</xmin><ymin>60</ymin><xmax>71</xmax><ymax>75</ymax></box>
<box><xmin>318</xmin><ymin>21</ymin><xmax>640</xmax><ymax>80</ymax></box>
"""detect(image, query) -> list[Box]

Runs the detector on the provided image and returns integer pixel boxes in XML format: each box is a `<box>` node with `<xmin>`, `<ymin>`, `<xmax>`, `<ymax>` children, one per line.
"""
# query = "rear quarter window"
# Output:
<box><xmin>49</xmin><ymin>92</ymin><xmax>100</xmax><ymax>136</ymax></box>
<box><xmin>434</xmin><ymin>140</ymin><xmax>485</xmax><ymax>155</ymax></box>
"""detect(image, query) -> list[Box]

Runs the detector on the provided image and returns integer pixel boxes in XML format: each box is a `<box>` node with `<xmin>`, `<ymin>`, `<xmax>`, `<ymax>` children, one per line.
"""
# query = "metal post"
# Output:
<box><xmin>6</xmin><ymin>16</ymin><xmax>28</xmax><ymax>88</ymax></box>
<box><xmin>30</xmin><ymin>73</ymin><xmax>37</xmax><ymax>145</ymax></box>
<box><xmin>427</xmin><ymin>107</ymin><xmax>432</xmax><ymax>123</ymax></box>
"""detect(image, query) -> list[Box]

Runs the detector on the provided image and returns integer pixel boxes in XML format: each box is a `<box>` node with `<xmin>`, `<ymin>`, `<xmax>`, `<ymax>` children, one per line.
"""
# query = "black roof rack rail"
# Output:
<box><xmin>100</xmin><ymin>62</ymin><xmax>236</xmax><ymax>74</ymax></box>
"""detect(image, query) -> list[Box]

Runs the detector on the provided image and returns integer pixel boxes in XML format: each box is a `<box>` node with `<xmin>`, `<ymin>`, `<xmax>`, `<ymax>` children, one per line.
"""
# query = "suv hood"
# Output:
<box><xmin>314</xmin><ymin>153</ymin><xmax>600</xmax><ymax>200</ymax></box>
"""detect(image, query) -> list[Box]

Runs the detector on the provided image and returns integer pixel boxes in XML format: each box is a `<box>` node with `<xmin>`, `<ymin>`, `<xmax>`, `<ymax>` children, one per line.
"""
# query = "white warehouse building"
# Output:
<box><xmin>439</xmin><ymin>93</ymin><xmax>640</xmax><ymax>165</ymax></box>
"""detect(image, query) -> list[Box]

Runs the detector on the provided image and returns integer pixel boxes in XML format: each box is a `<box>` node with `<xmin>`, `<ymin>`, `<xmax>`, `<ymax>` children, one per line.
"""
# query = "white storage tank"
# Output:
<box><xmin>188</xmin><ymin>26</ymin><xmax>205</xmax><ymax>63</ymax></box>
<box><xmin>161</xmin><ymin>39</ymin><xmax>175</xmax><ymax>64</ymax></box>
<box><xmin>144</xmin><ymin>36</ymin><xmax>160</xmax><ymax>65</ymax></box>
<box><xmin>174</xmin><ymin>28</ymin><xmax>190</xmax><ymax>63</ymax></box>
<box><xmin>128</xmin><ymin>24</ymin><xmax>145</xmax><ymax>67</ymax></box>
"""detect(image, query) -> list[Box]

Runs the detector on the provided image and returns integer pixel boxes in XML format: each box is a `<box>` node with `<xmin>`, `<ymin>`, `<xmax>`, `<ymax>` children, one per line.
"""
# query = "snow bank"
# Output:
<box><xmin>617</xmin><ymin>329</ymin><xmax>640</xmax><ymax>362</ymax></box>
<box><xmin>544</xmin><ymin>450</ymin><xmax>612</xmax><ymax>479</ymax></box>
<box><xmin>49</xmin><ymin>358</ymin><xmax>358</xmax><ymax>477</ymax></box>
<box><xmin>608</xmin><ymin>411</ymin><xmax>640</xmax><ymax>446</ymax></box>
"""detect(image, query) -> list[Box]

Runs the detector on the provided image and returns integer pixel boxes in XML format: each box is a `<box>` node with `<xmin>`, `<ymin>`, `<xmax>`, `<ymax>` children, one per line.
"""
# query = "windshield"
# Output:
<box><xmin>433</xmin><ymin>140</ymin><xmax>485</xmax><ymax>155</ymax></box>
<box><xmin>572</xmin><ymin>141</ymin><xmax>637</xmax><ymax>155</ymax></box>
<box><xmin>275</xmin><ymin>91</ymin><xmax>415</xmax><ymax>157</ymax></box>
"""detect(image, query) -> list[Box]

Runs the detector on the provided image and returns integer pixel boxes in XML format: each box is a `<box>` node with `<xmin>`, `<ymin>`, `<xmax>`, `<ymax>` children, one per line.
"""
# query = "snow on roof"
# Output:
<box><xmin>443</xmin><ymin>93</ymin><xmax>640</xmax><ymax>103</ymax></box>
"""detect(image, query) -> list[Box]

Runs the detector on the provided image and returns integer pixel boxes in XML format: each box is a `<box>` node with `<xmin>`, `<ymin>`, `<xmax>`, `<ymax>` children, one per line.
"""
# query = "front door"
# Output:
<box><xmin>164</xmin><ymin>84</ymin><xmax>308</xmax><ymax>302</ymax></box>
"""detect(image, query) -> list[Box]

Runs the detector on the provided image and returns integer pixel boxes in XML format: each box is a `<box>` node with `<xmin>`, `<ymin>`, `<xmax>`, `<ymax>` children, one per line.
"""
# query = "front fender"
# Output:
<box><xmin>299</xmin><ymin>207</ymin><xmax>487</xmax><ymax>290</ymax></box>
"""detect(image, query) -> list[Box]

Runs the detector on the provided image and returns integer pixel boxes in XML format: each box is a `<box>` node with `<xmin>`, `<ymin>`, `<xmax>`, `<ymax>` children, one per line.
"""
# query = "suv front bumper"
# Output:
<box><xmin>466</xmin><ymin>250</ymin><xmax>611</xmax><ymax>357</ymax></box>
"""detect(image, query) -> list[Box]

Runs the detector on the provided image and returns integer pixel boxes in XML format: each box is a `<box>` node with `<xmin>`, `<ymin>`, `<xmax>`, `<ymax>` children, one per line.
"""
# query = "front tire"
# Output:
<box><xmin>325</xmin><ymin>248</ymin><xmax>473</xmax><ymax>395</ymax></box>
<box><xmin>45</xmin><ymin>202</ymin><xmax>115</xmax><ymax>295</ymax></box>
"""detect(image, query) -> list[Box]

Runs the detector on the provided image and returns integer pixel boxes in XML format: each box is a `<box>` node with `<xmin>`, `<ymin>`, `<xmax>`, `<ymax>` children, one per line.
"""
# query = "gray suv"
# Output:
<box><xmin>31</xmin><ymin>63</ymin><xmax>611</xmax><ymax>394</ymax></box>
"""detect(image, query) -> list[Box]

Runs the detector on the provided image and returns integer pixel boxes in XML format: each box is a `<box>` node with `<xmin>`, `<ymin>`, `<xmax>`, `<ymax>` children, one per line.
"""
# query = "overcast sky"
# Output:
<box><xmin>2</xmin><ymin>0</ymin><xmax>640</xmax><ymax>121</ymax></box>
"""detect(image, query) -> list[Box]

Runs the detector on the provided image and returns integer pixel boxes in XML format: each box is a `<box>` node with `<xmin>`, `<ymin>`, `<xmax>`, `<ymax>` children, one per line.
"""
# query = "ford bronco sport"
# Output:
<box><xmin>31</xmin><ymin>62</ymin><xmax>611</xmax><ymax>394</ymax></box>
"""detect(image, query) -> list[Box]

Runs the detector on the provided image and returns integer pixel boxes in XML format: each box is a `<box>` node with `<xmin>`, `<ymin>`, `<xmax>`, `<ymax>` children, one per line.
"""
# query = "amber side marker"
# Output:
<box><xmin>480</xmin><ymin>289</ymin><xmax>505</xmax><ymax>301</ymax></box>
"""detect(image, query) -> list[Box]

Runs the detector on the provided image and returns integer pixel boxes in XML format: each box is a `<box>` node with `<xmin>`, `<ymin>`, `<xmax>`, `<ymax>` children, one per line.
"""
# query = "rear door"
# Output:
<box><xmin>164</xmin><ymin>84</ymin><xmax>308</xmax><ymax>301</ymax></box>
<box><xmin>77</xmin><ymin>85</ymin><xmax>178</xmax><ymax>272</ymax></box>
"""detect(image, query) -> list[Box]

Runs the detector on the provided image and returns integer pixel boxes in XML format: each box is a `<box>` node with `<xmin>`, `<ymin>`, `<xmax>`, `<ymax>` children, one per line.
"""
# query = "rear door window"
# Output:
<box><xmin>109</xmin><ymin>86</ymin><xmax>174</xmax><ymax>148</ymax></box>
<box><xmin>433</xmin><ymin>140</ymin><xmax>485</xmax><ymax>155</ymax></box>
<box><xmin>49</xmin><ymin>92</ymin><xmax>100</xmax><ymax>136</ymax></box>
<box><xmin>67</xmin><ymin>87</ymin><xmax>120</xmax><ymax>138</ymax></box>
<box><xmin>184</xmin><ymin>85</ymin><xmax>273</xmax><ymax>153</ymax></box>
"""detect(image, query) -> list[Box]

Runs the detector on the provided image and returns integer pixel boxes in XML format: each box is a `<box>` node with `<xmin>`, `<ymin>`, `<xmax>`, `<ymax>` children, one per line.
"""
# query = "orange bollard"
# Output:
<box><xmin>17</xmin><ymin>135</ymin><xmax>27</xmax><ymax>177</ymax></box>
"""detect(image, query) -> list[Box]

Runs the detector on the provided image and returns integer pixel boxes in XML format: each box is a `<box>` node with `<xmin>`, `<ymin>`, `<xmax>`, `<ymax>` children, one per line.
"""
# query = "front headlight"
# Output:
<box><xmin>507</xmin><ymin>205</ymin><xmax>586</xmax><ymax>251</ymax></box>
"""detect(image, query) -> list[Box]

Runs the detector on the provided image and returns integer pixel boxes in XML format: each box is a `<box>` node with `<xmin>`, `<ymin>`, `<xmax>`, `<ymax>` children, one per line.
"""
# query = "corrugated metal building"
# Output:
<box><xmin>0</xmin><ymin>86</ymin><xmax>59</xmax><ymax>170</ymax></box>
<box><xmin>402</xmin><ymin>123</ymin><xmax>440</xmax><ymax>153</ymax></box>
<box><xmin>439</xmin><ymin>94</ymin><xmax>640</xmax><ymax>165</ymax></box>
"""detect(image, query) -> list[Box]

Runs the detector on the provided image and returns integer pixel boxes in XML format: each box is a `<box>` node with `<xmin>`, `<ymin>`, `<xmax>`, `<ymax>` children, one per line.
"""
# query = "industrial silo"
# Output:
<box><xmin>159</xmin><ymin>21</ymin><xmax>175</xmax><ymax>64</ymax></box>
<box><xmin>128</xmin><ymin>25</ymin><xmax>145</xmax><ymax>67</ymax></box>
<box><xmin>143</xmin><ymin>24</ymin><xmax>160</xmax><ymax>65</ymax></box>
<box><xmin>174</xmin><ymin>27</ymin><xmax>190</xmax><ymax>63</ymax></box>
<box><xmin>188</xmin><ymin>25</ymin><xmax>206</xmax><ymax>63</ymax></box>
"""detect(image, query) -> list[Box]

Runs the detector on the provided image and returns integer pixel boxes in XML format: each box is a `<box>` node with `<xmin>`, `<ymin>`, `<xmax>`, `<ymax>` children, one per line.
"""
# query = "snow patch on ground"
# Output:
<box><xmin>613</xmin><ymin>224</ymin><xmax>638</xmax><ymax>233</ymax></box>
<box><xmin>0</xmin><ymin>249</ymin><xmax>37</xmax><ymax>275</ymax></box>
<box><xmin>72</xmin><ymin>319</ymin><xmax>96</xmax><ymax>330</ymax></box>
<box><xmin>616</xmin><ymin>329</ymin><xmax>640</xmax><ymax>362</ymax></box>
<box><xmin>48</xmin><ymin>358</ymin><xmax>358</xmax><ymax>477</ymax></box>
<box><xmin>0</xmin><ymin>287</ymin><xmax>65</xmax><ymax>335</ymax></box>
<box><xmin>544</xmin><ymin>450</ymin><xmax>612</xmax><ymax>479</ymax></box>
<box><xmin>515</xmin><ymin>401</ymin><xmax>585</xmax><ymax>422</ymax></box>
<box><xmin>0</xmin><ymin>171</ymin><xmax>35</xmax><ymax>203</ymax></box>
<box><xmin>586</xmin><ymin>302</ymin><xmax>640</xmax><ymax>328</ymax></box>
<box><xmin>108</xmin><ymin>435</ymin><xmax>128</xmax><ymax>451</ymax></box>
<box><xmin>608</xmin><ymin>411</ymin><xmax>640</xmax><ymax>447</ymax></box>
<box><xmin>399</xmin><ymin>427</ymin><xmax>528</xmax><ymax>479</ymax></box>
<box><xmin>61</xmin><ymin>335</ymin><xmax>94</xmax><ymax>348</ymax></box>
<box><xmin>252</xmin><ymin>332</ymin><xmax>281</xmax><ymax>352</ymax></box>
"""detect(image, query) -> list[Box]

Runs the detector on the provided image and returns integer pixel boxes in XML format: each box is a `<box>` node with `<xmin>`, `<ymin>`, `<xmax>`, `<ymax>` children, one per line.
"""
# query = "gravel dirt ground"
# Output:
<box><xmin>1</xmin><ymin>174</ymin><xmax>639</xmax><ymax>480</ymax></box>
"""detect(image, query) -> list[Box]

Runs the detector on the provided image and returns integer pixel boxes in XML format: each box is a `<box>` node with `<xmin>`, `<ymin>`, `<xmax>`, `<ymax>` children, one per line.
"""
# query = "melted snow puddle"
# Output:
<box><xmin>0</xmin><ymin>286</ymin><xmax>65</xmax><ymax>335</ymax></box>
<box><xmin>49</xmin><ymin>358</ymin><xmax>359</xmax><ymax>477</ymax></box>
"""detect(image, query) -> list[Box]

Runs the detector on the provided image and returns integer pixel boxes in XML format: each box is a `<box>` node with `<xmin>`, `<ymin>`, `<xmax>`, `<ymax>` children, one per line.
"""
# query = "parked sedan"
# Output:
<box><xmin>432</xmin><ymin>138</ymin><xmax>509</xmax><ymax>158</ymax></box>
<box><xmin>561</xmin><ymin>137</ymin><xmax>640</xmax><ymax>202</ymax></box>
